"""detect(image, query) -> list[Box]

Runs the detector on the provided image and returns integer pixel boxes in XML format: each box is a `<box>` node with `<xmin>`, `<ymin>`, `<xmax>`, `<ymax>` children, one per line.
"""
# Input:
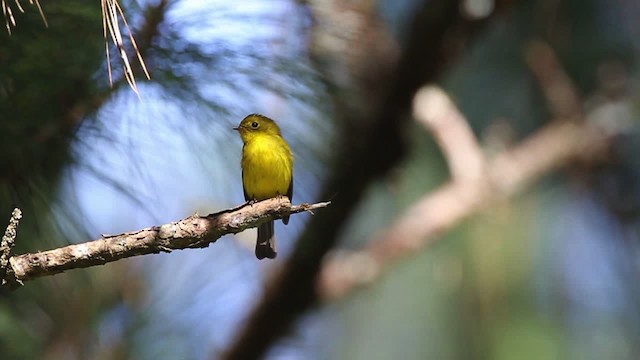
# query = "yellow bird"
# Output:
<box><xmin>234</xmin><ymin>114</ymin><xmax>293</xmax><ymax>259</ymax></box>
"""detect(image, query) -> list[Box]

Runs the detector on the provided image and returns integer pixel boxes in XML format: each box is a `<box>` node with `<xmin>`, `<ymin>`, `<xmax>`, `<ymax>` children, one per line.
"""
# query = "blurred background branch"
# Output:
<box><xmin>413</xmin><ymin>86</ymin><xmax>485</xmax><ymax>182</ymax></box>
<box><xmin>525</xmin><ymin>40</ymin><xmax>582</xmax><ymax>119</ymax></box>
<box><xmin>318</xmin><ymin>111</ymin><xmax>618</xmax><ymax>301</ymax></box>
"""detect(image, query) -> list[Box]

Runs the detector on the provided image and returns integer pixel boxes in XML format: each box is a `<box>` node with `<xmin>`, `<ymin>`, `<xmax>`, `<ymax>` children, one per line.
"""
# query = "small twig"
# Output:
<box><xmin>1</xmin><ymin>199</ymin><xmax>329</xmax><ymax>289</ymax></box>
<box><xmin>0</xmin><ymin>208</ymin><xmax>22</xmax><ymax>286</ymax></box>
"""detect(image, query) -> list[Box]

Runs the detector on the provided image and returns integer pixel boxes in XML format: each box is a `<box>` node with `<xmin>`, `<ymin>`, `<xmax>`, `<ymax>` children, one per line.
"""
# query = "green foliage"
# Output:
<box><xmin>0</xmin><ymin>2</ymin><xmax>127</xmax><ymax>359</ymax></box>
<box><xmin>0</xmin><ymin>0</ymin><xmax>106</xmax><ymax>250</ymax></box>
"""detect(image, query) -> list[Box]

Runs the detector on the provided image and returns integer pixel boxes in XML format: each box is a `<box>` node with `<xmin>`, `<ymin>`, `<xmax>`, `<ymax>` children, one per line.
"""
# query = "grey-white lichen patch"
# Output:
<box><xmin>229</xmin><ymin>215</ymin><xmax>243</xmax><ymax>228</ymax></box>
<box><xmin>158</xmin><ymin>223</ymin><xmax>177</xmax><ymax>239</ymax></box>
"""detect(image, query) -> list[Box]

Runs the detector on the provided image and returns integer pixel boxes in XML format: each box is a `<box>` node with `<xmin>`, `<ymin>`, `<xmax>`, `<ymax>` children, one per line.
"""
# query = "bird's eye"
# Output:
<box><xmin>251</xmin><ymin>121</ymin><xmax>259</xmax><ymax>129</ymax></box>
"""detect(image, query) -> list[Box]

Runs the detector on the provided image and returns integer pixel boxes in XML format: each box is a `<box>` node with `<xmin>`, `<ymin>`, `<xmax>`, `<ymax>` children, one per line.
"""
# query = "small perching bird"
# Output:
<box><xmin>234</xmin><ymin>114</ymin><xmax>294</xmax><ymax>259</ymax></box>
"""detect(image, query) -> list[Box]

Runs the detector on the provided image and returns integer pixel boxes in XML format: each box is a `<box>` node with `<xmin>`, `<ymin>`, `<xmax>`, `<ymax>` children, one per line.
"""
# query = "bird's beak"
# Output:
<box><xmin>232</xmin><ymin>126</ymin><xmax>240</xmax><ymax>131</ymax></box>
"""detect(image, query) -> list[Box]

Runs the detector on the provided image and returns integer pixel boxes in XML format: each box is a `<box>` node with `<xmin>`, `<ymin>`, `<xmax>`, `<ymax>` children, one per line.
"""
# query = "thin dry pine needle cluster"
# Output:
<box><xmin>1</xmin><ymin>0</ymin><xmax>46</xmax><ymax>34</ymax></box>
<box><xmin>101</xmin><ymin>0</ymin><xmax>150</xmax><ymax>94</ymax></box>
<box><xmin>2</xmin><ymin>0</ymin><xmax>150</xmax><ymax>94</ymax></box>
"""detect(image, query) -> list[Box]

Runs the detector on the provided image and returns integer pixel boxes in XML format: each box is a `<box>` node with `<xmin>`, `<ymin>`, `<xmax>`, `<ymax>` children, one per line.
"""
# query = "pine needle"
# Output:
<box><xmin>113</xmin><ymin>0</ymin><xmax>150</xmax><ymax>81</ymax></box>
<box><xmin>29</xmin><ymin>0</ymin><xmax>47</xmax><ymax>28</ymax></box>
<box><xmin>2</xmin><ymin>0</ymin><xmax>16</xmax><ymax>34</ymax></box>
<box><xmin>13</xmin><ymin>0</ymin><xmax>23</xmax><ymax>13</ymax></box>
<box><xmin>2</xmin><ymin>0</ymin><xmax>148</xmax><ymax>94</ymax></box>
<box><xmin>101</xmin><ymin>0</ymin><xmax>150</xmax><ymax>95</ymax></box>
<box><xmin>1</xmin><ymin>0</ymin><xmax>47</xmax><ymax>34</ymax></box>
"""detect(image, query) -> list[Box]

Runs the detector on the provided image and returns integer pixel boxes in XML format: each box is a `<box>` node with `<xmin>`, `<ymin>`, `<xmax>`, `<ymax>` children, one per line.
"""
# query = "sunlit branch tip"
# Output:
<box><xmin>0</xmin><ymin>208</ymin><xmax>22</xmax><ymax>286</ymax></box>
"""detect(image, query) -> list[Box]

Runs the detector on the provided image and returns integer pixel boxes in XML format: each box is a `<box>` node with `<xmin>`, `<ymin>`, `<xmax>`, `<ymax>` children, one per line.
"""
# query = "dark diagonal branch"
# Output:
<box><xmin>525</xmin><ymin>40</ymin><xmax>583</xmax><ymax>119</ymax></box>
<box><xmin>221</xmin><ymin>1</ymin><xmax>517</xmax><ymax>359</ymax></box>
<box><xmin>0</xmin><ymin>199</ymin><xmax>329</xmax><ymax>289</ymax></box>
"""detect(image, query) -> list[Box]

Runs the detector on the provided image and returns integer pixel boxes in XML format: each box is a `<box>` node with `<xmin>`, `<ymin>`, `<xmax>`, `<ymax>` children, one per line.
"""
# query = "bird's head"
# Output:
<box><xmin>233</xmin><ymin>114</ymin><xmax>282</xmax><ymax>142</ymax></box>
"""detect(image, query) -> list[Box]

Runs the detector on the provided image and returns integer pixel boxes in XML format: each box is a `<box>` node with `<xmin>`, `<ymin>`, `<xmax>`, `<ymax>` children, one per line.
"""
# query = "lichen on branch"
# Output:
<box><xmin>0</xmin><ymin>198</ymin><xmax>329</xmax><ymax>289</ymax></box>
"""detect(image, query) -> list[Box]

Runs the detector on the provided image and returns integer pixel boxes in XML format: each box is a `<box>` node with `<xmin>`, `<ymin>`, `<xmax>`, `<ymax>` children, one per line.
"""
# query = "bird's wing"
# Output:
<box><xmin>242</xmin><ymin>168</ymin><xmax>250</xmax><ymax>201</ymax></box>
<box><xmin>287</xmin><ymin>176</ymin><xmax>293</xmax><ymax>203</ymax></box>
<box><xmin>282</xmin><ymin>176</ymin><xmax>293</xmax><ymax>225</ymax></box>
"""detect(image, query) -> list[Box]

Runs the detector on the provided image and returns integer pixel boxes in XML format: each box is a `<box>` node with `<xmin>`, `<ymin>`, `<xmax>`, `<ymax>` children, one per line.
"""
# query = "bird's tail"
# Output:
<box><xmin>256</xmin><ymin>220</ymin><xmax>277</xmax><ymax>259</ymax></box>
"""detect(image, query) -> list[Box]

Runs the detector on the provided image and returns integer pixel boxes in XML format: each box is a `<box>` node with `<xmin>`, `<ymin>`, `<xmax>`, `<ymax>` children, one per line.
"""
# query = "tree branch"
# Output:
<box><xmin>0</xmin><ymin>199</ymin><xmax>329</xmax><ymax>289</ymax></box>
<box><xmin>316</xmin><ymin>40</ymin><xmax>620</xmax><ymax>300</ymax></box>
<box><xmin>221</xmin><ymin>1</ymin><xmax>517</xmax><ymax>359</ymax></box>
<box><xmin>317</xmin><ymin>118</ymin><xmax>612</xmax><ymax>300</ymax></box>
<box><xmin>0</xmin><ymin>208</ymin><xmax>22</xmax><ymax>286</ymax></box>
<box><xmin>413</xmin><ymin>86</ymin><xmax>485</xmax><ymax>182</ymax></box>
<box><xmin>525</xmin><ymin>40</ymin><xmax>583</xmax><ymax>119</ymax></box>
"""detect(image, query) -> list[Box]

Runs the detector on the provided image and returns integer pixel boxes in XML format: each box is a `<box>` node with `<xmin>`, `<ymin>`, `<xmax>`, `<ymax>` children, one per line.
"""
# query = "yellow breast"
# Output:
<box><xmin>241</xmin><ymin>133</ymin><xmax>293</xmax><ymax>201</ymax></box>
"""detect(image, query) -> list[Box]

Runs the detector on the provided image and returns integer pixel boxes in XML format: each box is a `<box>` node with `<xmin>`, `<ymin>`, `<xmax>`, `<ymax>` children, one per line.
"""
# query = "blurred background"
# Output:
<box><xmin>1</xmin><ymin>0</ymin><xmax>640</xmax><ymax>359</ymax></box>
